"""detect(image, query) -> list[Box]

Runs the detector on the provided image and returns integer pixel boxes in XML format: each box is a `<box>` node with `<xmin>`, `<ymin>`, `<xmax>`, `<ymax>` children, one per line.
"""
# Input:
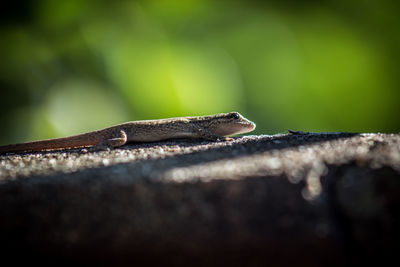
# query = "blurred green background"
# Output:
<box><xmin>1</xmin><ymin>0</ymin><xmax>399</xmax><ymax>145</ymax></box>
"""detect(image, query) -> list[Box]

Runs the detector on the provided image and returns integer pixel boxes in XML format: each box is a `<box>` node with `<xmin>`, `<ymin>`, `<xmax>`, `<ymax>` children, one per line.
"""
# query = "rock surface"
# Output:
<box><xmin>0</xmin><ymin>133</ymin><xmax>399</xmax><ymax>266</ymax></box>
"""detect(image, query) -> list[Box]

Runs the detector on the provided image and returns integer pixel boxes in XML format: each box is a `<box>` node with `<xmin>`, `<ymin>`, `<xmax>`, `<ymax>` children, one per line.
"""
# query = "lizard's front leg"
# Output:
<box><xmin>91</xmin><ymin>130</ymin><xmax>128</xmax><ymax>151</ymax></box>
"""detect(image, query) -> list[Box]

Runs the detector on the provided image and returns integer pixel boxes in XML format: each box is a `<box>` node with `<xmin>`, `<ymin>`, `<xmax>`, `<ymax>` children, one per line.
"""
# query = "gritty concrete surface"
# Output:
<box><xmin>0</xmin><ymin>132</ymin><xmax>399</xmax><ymax>266</ymax></box>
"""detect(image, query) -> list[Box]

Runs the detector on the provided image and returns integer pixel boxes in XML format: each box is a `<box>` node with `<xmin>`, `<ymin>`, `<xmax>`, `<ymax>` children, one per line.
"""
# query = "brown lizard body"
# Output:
<box><xmin>0</xmin><ymin>112</ymin><xmax>255</xmax><ymax>154</ymax></box>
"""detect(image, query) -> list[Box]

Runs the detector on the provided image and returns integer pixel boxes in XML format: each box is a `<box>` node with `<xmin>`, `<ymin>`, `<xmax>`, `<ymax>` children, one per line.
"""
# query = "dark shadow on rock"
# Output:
<box><xmin>1</xmin><ymin>162</ymin><xmax>398</xmax><ymax>266</ymax></box>
<box><xmin>0</xmin><ymin>174</ymin><xmax>337</xmax><ymax>266</ymax></box>
<box><xmin>321</xmin><ymin>163</ymin><xmax>400</xmax><ymax>265</ymax></box>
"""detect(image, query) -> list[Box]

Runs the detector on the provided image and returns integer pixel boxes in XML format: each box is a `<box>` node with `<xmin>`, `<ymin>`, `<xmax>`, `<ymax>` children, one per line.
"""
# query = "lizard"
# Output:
<box><xmin>0</xmin><ymin>112</ymin><xmax>256</xmax><ymax>154</ymax></box>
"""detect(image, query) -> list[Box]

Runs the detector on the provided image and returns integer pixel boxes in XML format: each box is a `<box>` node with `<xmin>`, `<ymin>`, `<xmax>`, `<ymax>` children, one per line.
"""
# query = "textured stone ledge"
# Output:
<box><xmin>0</xmin><ymin>133</ymin><xmax>399</xmax><ymax>266</ymax></box>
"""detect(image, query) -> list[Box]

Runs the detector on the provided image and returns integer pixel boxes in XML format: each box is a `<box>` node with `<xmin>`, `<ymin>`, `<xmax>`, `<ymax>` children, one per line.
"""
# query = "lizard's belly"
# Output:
<box><xmin>130</xmin><ymin>131</ymin><xmax>195</xmax><ymax>142</ymax></box>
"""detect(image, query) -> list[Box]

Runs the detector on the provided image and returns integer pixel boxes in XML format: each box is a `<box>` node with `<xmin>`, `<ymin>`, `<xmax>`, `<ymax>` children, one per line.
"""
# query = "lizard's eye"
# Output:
<box><xmin>231</xmin><ymin>113</ymin><xmax>240</xmax><ymax>119</ymax></box>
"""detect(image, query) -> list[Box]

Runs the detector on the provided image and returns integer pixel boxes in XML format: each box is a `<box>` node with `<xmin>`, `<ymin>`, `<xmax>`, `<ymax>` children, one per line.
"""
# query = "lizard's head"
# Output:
<box><xmin>208</xmin><ymin>112</ymin><xmax>256</xmax><ymax>136</ymax></box>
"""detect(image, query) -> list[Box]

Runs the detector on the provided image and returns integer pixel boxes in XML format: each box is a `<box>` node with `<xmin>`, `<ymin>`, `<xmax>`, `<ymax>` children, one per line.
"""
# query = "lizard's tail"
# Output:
<box><xmin>0</xmin><ymin>131</ymin><xmax>103</xmax><ymax>154</ymax></box>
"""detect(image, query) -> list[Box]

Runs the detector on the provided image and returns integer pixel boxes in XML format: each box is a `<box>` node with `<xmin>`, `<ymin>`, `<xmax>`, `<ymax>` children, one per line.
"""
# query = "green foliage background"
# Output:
<box><xmin>1</xmin><ymin>0</ymin><xmax>399</xmax><ymax>144</ymax></box>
